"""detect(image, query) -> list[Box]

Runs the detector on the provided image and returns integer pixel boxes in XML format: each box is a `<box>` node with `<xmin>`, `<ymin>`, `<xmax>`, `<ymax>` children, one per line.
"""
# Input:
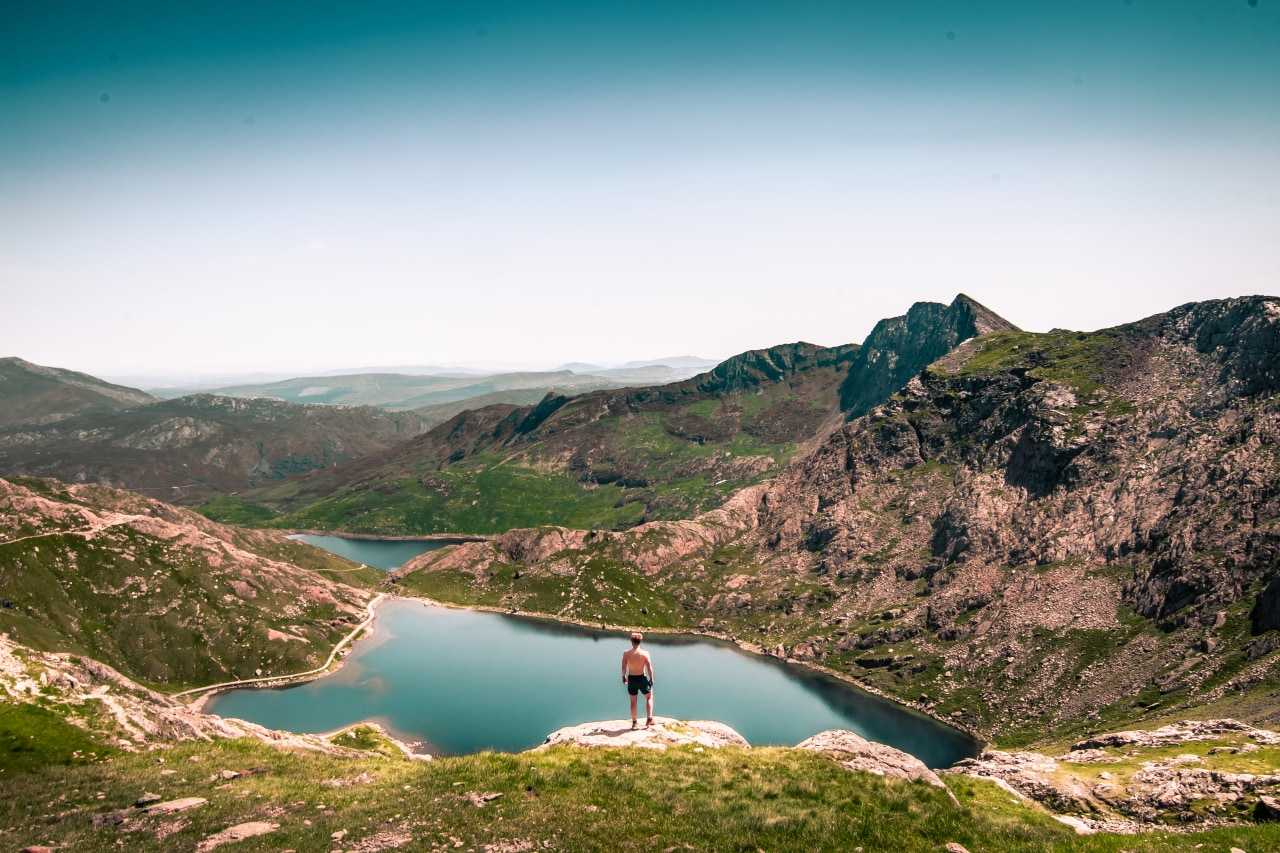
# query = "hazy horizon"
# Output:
<box><xmin>5</xmin><ymin>1</ymin><xmax>1278</xmax><ymax>376</ymax></box>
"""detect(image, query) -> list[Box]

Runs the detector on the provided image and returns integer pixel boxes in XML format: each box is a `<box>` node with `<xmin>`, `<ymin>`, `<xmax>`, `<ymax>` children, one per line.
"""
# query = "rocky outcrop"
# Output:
<box><xmin>539</xmin><ymin>718</ymin><xmax>749</xmax><ymax>751</ymax></box>
<box><xmin>947</xmin><ymin>718</ymin><xmax>1280</xmax><ymax>829</ymax></box>
<box><xmin>1071</xmin><ymin>719</ymin><xmax>1280</xmax><ymax>751</ymax></box>
<box><xmin>947</xmin><ymin>751</ymin><xmax>1098</xmax><ymax>813</ymax></box>
<box><xmin>838</xmin><ymin>294</ymin><xmax>1018</xmax><ymax>417</ymax></box>
<box><xmin>795</xmin><ymin>729</ymin><xmax>948</xmax><ymax>789</ymax></box>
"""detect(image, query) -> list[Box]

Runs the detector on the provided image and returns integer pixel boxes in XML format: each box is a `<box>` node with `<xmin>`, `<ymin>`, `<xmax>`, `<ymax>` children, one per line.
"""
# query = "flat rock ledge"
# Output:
<box><xmin>795</xmin><ymin>730</ymin><xmax>948</xmax><ymax>790</ymax></box>
<box><xmin>539</xmin><ymin>718</ymin><xmax>748</xmax><ymax>750</ymax></box>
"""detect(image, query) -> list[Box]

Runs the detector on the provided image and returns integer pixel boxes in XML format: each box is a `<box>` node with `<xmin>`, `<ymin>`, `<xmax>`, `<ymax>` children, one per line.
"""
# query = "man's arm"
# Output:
<box><xmin>645</xmin><ymin>652</ymin><xmax>654</xmax><ymax>684</ymax></box>
<box><xmin>621</xmin><ymin>652</ymin><xmax>628</xmax><ymax>683</ymax></box>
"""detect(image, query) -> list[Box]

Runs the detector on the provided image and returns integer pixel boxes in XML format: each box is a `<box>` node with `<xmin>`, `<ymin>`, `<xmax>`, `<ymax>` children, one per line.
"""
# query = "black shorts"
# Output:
<box><xmin>627</xmin><ymin>674</ymin><xmax>651</xmax><ymax>695</ymax></box>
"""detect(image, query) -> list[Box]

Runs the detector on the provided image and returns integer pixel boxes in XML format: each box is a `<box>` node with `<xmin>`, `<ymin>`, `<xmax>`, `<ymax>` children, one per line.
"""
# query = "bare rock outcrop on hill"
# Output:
<box><xmin>795</xmin><ymin>729</ymin><xmax>948</xmax><ymax>789</ymax></box>
<box><xmin>947</xmin><ymin>718</ymin><xmax>1280</xmax><ymax>829</ymax></box>
<box><xmin>539</xmin><ymin>718</ymin><xmax>749</xmax><ymax>750</ymax></box>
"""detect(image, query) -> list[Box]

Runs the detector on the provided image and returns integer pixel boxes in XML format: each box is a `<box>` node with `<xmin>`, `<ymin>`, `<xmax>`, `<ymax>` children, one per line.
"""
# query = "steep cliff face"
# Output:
<box><xmin>399</xmin><ymin>297</ymin><xmax>1280</xmax><ymax>740</ymax></box>
<box><xmin>0</xmin><ymin>357</ymin><xmax>155</xmax><ymax>428</ymax></box>
<box><xmin>838</xmin><ymin>294</ymin><xmax>1019</xmax><ymax>417</ymax></box>
<box><xmin>0</xmin><ymin>394</ymin><xmax>429</xmax><ymax>505</ymax></box>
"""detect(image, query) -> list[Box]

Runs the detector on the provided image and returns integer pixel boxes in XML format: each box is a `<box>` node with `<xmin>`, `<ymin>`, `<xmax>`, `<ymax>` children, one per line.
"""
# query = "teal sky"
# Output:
<box><xmin>3</xmin><ymin>1</ymin><xmax>1279</xmax><ymax>376</ymax></box>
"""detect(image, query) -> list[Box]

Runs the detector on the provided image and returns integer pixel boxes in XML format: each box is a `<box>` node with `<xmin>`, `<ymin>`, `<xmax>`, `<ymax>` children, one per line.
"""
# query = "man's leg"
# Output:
<box><xmin>629</xmin><ymin>692</ymin><xmax>638</xmax><ymax>724</ymax></box>
<box><xmin>645</xmin><ymin>689</ymin><xmax>654</xmax><ymax>725</ymax></box>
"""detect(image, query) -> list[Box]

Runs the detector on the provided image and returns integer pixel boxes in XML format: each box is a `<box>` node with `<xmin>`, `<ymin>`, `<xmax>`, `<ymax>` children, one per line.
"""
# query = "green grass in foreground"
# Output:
<box><xmin>0</xmin><ymin>702</ymin><xmax>116</xmax><ymax>777</ymax></box>
<box><xmin>7</xmin><ymin>735</ymin><xmax>1280</xmax><ymax>852</ymax></box>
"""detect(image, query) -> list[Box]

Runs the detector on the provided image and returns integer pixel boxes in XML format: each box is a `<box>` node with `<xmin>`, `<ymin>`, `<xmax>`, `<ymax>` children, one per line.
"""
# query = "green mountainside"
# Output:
<box><xmin>0</xmin><ymin>477</ymin><xmax>377</xmax><ymax>688</ymax></box>
<box><xmin>0</xmin><ymin>395</ymin><xmax>429</xmax><ymax>506</ymax></box>
<box><xmin>0</xmin><ymin>357</ymin><xmax>155</xmax><ymax>428</ymax></box>
<box><xmin>255</xmin><ymin>295</ymin><xmax>1012</xmax><ymax>535</ymax></box>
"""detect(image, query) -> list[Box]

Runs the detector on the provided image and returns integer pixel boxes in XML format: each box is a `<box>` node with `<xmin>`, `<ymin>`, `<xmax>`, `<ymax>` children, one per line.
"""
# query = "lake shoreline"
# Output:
<box><xmin>194</xmin><ymin>591</ymin><xmax>984</xmax><ymax>754</ymax></box>
<box><xmin>393</xmin><ymin>592</ymin><xmax>987</xmax><ymax>748</ymax></box>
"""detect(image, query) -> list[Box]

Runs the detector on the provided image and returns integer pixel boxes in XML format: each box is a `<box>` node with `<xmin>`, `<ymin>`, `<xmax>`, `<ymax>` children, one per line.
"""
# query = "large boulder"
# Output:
<box><xmin>538</xmin><ymin>718</ymin><xmax>749</xmax><ymax>751</ymax></box>
<box><xmin>946</xmin><ymin>751</ymin><xmax>1097</xmax><ymax>813</ymax></box>
<box><xmin>795</xmin><ymin>730</ymin><xmax>947</xmax><ymax>790</ymax></box>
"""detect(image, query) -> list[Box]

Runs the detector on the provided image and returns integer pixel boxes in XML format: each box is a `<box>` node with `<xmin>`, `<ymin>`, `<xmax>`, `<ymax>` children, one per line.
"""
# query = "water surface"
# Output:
<box><xmin>208</xmin><ymin>599</ymin><xmax>977</xmax><ymax>767</ymax></box>
<box><xmin>290</xmin><ymin>533</ymin><xmax>450</xmax><ymax>570</ymax></box>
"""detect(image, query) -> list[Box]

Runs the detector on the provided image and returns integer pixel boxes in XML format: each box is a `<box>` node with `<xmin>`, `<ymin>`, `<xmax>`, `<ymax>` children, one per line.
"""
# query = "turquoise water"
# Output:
<box><xmin>290</xmin><ymin>533</ymin><xmax>450</xmax><ymax>570</ymax></box>
<box><xmin>207</xmin><ymin>599</ymin><xmax>978</xmax><ymax>767</ymax></box>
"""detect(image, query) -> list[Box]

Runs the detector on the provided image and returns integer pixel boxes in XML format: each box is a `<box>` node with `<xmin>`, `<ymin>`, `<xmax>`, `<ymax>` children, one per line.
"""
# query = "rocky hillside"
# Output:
<box><xmin>260</xmin><ymin>295</ymin><xmax>1010</xmax><ymax>535</ymax></box>
<box><xmin>396</xmin><ymin>296</ymin><xmax>1280</xmax><ymax>742</ymax></box>
<box><xmin>0</xmin><ymin>477</ymin><xmax>379</xmax><ymax>688</ymax></box>
<box><xmin>0</xmin><ymin>395</ymin><xmax>429</xmax><ymax>507</ymax></box>
<box><xmin>0</xmin><ymin>356</ymin><xmax>154</xmax><ymax>428</ymax></box>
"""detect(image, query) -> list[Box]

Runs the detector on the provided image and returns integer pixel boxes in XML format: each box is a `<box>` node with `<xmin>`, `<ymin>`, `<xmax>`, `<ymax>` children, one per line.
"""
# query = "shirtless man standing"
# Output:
<box><xmin>621</xmin><ymin>631</ymin><xmax>655</xmax><ymax>729</ymax></box>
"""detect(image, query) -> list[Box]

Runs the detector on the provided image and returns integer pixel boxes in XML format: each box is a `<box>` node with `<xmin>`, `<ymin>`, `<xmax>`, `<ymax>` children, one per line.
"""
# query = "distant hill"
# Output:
<box><xmin>160</xmin><ymin>363</ymin><xmax>716</xmax><ymax>412</ymax></box>
<box><xmin>621</xmin><ymin>355</ymin><xmax>719</xmax><ymax>370</ymax></box>
<box><xmin>0</xmin><ymin>393</ymin><xmax>430</xmax><ymax>504</ymax></box>
<box><xmin>180</xmin><ymin>370</ymin><xmax>617</xmax><ymax>410</ymax></box>
<box><xmin>0</xmin><ymin>357</ymin><xmax>155</xmax><ymax>428</ymax></box>
<box><xmin>261</xmin><ymin>296</ymin><xmax>1012</xmax><ymax>535</ymax></box>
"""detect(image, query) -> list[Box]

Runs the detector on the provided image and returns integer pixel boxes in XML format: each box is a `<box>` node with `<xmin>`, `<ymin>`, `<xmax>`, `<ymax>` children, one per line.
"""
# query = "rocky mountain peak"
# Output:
<box><xmin>838</xmin><ymin>294</ymin><xmax>1018</xmax><ymax>417</ymax></box>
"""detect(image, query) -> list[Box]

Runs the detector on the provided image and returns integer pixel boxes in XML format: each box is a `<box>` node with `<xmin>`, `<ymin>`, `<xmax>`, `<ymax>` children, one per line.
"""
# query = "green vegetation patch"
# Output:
<box><xmin>0</xmin><ymin>701</ymin><xmax>113</xmax><ymax>777</ymax></box>
<box><xmin>4</xmin><ymin>736</ymin><xmax>1280</xmax><ymax>851</ymax></box>
<box><xmin>953</xmin><ymin>329</ymin><xmax>1136</xmax><ymax>398</ymax></box>
<box><xmin>275</xmin><ymin>458</ymin><xmax>648</xmax><ymax>535</ymax></box>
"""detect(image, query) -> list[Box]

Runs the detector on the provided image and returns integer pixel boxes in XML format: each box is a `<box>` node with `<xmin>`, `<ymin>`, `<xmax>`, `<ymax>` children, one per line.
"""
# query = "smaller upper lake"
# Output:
<box><xmin>290</xmin><ymin>533</ymin><xmax>451</xmax><ymax>571</ymax></box>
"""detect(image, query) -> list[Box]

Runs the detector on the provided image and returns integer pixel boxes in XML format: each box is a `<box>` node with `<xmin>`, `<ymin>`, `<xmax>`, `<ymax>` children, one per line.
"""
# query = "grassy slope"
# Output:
<box><xmin>271</xmin><ymin>393</ymin><xmax>801</xmax><ymax>535</ymax></box>
<box><xmin>0</xmin><ymin>478</ymin><xmax>382</xmax><ymax>690</ymax></box>
<box><xmin>5</xmin><ymin>732</ymin><xmax>1280</xmax><ymax>852</ymax></box>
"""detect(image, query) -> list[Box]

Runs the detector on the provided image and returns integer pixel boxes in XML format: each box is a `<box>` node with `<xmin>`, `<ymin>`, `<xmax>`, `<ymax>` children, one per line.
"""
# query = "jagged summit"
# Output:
<box><xmin>838</xmin><ymin>294</ymin><xmax>1018</xmax><ymax>417</ymax></box>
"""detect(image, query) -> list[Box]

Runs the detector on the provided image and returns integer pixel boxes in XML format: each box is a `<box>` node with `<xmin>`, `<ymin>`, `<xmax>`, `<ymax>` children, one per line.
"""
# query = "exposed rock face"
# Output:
<box><xmin>947</xmin><ymin>751</ymin><xmax>1098</xmax><ymax>813</ymax></box>
<box><xmin>795</xmin><ymin>730</ymin><xmax>947</xmax><ymax>789</ymax></box>
<box><xmin>1071</xmin><ymin>719</ymin><xmax>1280</xmax><ymax>750</ymax></box>
<box><xmin>838</xmin><ymin>294</ymin><xmax>1018</xmax><ymax>417</ymax></box>
<box><xmin>539</xmin><ymin>718</ymin><xmax>749</xmax><ymax>751</ymax></box>
<box><xmin>947</xmin><ymin>718</ymin><xmax>1280</xmax><ymax>828</ymax></box>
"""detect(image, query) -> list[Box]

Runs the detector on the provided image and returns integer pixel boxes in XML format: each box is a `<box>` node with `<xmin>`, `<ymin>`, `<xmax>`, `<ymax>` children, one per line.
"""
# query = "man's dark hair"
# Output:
<box><xmin>630</xmin><ymin>631</ymin><xmax>643</xmax><ymax>646</ymax></box>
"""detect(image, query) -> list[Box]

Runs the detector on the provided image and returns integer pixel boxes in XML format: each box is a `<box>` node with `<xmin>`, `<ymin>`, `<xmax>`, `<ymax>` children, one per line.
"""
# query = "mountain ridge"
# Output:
<box><xmin>0</xmin><ymin>356</ymin><xmax>156</xmax><ymax>428</ymax></box>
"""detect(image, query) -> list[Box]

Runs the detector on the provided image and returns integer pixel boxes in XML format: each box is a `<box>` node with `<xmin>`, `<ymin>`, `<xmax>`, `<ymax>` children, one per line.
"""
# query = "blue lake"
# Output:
<box><xmin>289</xmin><ymin>533</ymin><xmax>451</xmax><ymax>570</ymax></box>
<box><xmin>207</xmin><ymin>598</ymin><xmax>979</xmax><ymax>767</ymax></box>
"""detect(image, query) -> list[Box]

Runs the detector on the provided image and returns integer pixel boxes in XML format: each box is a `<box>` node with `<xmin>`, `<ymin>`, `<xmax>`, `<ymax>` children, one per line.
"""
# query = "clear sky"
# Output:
<box><xmin>3</xmin><ymin>1</ymin><xmax>1278</xmax><ymax>378</ymax></box>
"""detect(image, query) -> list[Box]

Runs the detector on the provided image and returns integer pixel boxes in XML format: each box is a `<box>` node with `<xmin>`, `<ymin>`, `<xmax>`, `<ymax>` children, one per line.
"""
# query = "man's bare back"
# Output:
<box><xmin>622</xmin><ymin>647</ymin><xmax>652</xmax><ymax>675</ymax></box>
<box><xmin>621</xmin><ymin>632</ymin><xmax>655</xmax><ymax>728</ymax></box>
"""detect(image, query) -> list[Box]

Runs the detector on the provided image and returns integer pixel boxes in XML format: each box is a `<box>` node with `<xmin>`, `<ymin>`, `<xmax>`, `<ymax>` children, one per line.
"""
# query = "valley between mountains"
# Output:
<box><xmin>3</xmin><ymin>294</ymin><xmax>1280</xmax><ymax>850</ymax></box>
